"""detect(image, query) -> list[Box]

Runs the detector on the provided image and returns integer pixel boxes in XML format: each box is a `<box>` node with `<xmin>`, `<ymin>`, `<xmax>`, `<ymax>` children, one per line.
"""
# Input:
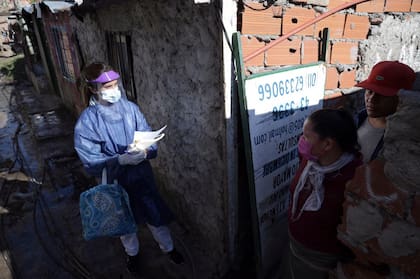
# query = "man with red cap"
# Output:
<box><xmin>356</xmin><ymin>61</ymin><xmax>416</xmax><ymax>163</ymax></box>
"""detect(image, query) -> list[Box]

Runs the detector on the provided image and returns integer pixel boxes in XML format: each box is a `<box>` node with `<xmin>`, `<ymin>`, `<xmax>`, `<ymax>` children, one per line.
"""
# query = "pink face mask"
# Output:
<box><xmin>298</xmin><ymin>136</ymin><xmax>318</xmax><ymax>161</ymax></box>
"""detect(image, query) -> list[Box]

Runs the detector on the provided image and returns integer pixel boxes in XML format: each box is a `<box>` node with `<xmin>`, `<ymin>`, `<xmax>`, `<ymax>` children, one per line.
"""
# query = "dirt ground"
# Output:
<box><xmin>0</xmin><ymin>57</ymin><xmax>197</xmax><ymax>279</ymax></box>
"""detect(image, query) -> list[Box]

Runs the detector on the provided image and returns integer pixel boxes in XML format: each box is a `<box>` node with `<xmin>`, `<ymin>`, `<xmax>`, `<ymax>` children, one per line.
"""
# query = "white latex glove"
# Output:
<box><xmin>127</xmin><ymin>143</ymin><xmax>143</xmax><ymax>154</ymax></box>
<box><xmin>118</xmin><ymin>150</ymin><xmax>146</xmax><ymax>165</ymax></box>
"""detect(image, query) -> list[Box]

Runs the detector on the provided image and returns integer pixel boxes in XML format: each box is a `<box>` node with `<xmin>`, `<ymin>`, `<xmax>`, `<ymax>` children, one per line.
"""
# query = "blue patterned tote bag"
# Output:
<box><xmin>79</xmin><ymin>168</ymin><xmax>137</xmax><ymax>240</ymax></box>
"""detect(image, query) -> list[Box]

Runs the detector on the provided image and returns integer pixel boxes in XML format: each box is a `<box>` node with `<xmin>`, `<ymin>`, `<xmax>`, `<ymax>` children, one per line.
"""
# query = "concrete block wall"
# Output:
<box><xmin>337</xmin><ymin>91</ymin><xmax>420</xmax><ymax>279</ymax></box>
<box><xmin>240</xmin><ymin>0</ymin><xmax>420</xmax><ymax>96</ymax></box>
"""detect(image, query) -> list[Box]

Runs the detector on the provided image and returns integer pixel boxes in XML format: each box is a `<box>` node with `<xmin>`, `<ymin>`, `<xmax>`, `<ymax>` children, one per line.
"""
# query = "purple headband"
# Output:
<box><xmin>89</xmin><ymin>70</ymin><xmax>120</xmax><ymax>83</ymax></box>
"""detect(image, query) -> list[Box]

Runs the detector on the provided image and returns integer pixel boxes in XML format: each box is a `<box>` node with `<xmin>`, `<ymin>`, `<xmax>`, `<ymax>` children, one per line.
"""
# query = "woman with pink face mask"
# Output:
<box><xmin>283</xmin><ymin>108</ymin><xmax>362</xmax><ymax>279</ymax></box>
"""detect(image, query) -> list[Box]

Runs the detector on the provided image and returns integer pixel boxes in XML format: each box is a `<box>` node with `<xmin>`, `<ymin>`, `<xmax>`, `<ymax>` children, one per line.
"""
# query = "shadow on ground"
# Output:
<box><xmin>0</xmin><ymin>59</ymin><xmax>196</xmax><ymax>279</ymax></box>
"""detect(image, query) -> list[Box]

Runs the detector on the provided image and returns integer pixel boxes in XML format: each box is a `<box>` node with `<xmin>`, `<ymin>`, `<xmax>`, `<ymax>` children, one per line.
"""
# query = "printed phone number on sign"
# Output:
<box><xmin>257</xmin><ymin>73</ymin><xmax>318</xmax><ymax>101</ymax></box>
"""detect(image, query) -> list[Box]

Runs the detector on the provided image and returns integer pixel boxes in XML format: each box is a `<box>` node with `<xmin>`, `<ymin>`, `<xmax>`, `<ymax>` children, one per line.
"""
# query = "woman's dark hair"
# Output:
<box><xmin>83</xmin><ymin>62</ymin><xmax>113</xmax><ymax>81</ymax></box>
<box><xmin>78</xmin><ymin>62</ymin><xmax>114</xmax><ymax>104</ymax></box>
<box><xmin>308</xmin><ymin>108</ymin><xmax>360</xmax><ymax>154</ymax></box>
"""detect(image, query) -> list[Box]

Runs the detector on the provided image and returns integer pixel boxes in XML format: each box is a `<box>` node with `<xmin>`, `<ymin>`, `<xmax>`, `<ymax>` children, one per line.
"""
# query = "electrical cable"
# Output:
<box><xmin>215</xmin><ymin>3</ymin><xmax>233</xmax><ymax>53</ymax></box>
<box><xmin>0</xmin><ymin>84</ymin><xmax>22</xmax><ymax>279</ymax></box>
<box><xmin>29</xmin><ymin>155</ymin><xmax>93</xmax><ymax>278</ymax></box>
<box><xmin>242</xmin><ymin>1</ymin><xmax>271</xmax><ymax>11</ymax></box>
<box><xmin>213</xmin><ymin>1</ymin><xmax>239</xmax><ymax>79</ymax></box>
<box><xmin>33</xmin><ymin>189</ymin><xmax>82</xmax><ymax>278</ymax></box>
<box><xmin>10</xmin><ymin>95</ymin><xmax>74</xmax><ymax>279</ymax></box>
<box><xmin>3</xmin><ymin>85</ymin><xmax>95</xmax><ymax>279</ymax></box>
<box><xmin>37</xmin><ymin>159</ymin><xmax>92</xmax><ymax>278</ymax></box>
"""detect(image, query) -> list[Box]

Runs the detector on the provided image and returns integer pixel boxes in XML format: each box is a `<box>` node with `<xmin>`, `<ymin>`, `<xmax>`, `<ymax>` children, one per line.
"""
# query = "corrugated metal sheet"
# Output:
<box><xmin>42</xmin><ymin>1</ymin><xmax>75</xmax><ymax>13</ymax></box>
<box><xmin>22</xmin><ymin>1</ymin><xmax>78</xmax><ymax>17</ymax></box>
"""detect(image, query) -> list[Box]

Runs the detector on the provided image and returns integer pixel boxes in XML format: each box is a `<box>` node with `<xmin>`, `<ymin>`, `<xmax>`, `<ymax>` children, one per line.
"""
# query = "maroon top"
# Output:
<box><xmin>288</xmin><ymin>156</ymin><xmax>362</xmax><ymax>255</ymax></box>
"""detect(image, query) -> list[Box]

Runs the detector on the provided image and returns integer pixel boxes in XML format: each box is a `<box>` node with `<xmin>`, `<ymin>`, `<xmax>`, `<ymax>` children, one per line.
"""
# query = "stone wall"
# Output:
<box><xmin>0</xmin><ymin>0</ymin><xmax>16</xmax><ymax>12</ymax></box>
<box><xmin>0</xmin><ymin>15</ymin><xmax>14</xmax><ymax>57</ymax></box>
<box><xmin>71</xmin><ymin>1</ymin><xmax>227</xmax><ymax>277</ymax></box>
<box><xmin>357</xmin><ymin>15</ymin><xmax>420</xmax><ymax>84</ymax></box>
<box><xmin>0</xmin><ymin>0</ymin><xmax>30</xmax><ymax>11</ymax></box>
<box><xmin>70</xmin><ymin>13</ymin><xmax>107</xmax><ymax>65</ymax></box>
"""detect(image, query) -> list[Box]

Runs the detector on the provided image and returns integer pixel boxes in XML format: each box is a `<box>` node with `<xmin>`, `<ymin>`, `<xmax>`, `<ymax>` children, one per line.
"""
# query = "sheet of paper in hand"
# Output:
<box><xmin>132</xmin><ymin>125</ymin><xmax>167</xmax><ymax>150</ymax></box>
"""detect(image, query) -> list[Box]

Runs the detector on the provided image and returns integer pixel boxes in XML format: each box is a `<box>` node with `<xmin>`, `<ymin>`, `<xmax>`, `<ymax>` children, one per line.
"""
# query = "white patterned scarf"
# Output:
<box><xmin>290</xmin><ymin>152</ymin><xmax>354</xmax><ymax>222</ymax></box>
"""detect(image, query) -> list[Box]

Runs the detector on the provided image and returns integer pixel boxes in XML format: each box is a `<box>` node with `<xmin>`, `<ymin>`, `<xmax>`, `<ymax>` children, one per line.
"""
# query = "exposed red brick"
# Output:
<box><xmin>282</xmin><ymin>6</ymin><xmax>315</xmax><ymax>36</ymax></box>
<box><xmin>411</xmin><ymin>194</ymin><xmax>420</xmax><ymax>226</ymax></box>
<box><xmin>241</xmin><ymin>36</ymin><xmax>265</xmax><ymax>67</ymax></box>
<box><xmin>343</xmin><ymin>14</ymin><xmax>370</xmax><ymax>40</ymax></box>
<box><xmin>328</xmin><ymin>0</ymin><xmax>348</xmax><ymax>9</ymax></box>
<box><xmin>356</xmin><ymin>0</ymin><xmax>385</xmax><ymax>13</ymax></box>
<box><xmin>411</xmin><ymin>0</ymin><xmax>420</xmax><ymax>12</ymax></box>
<box><xmin>271</xmin><ymin>5</ymin><xmax>282</xmax><ymax>18</ymax></box>
<box><xmin>345</xmin><ymin>161</ymin><xmax>409</xmax><ymax>218</ymax></box>
<box><xmin>325</xmin><ymin>66</ymin><xmax>339</xmax><ymax>89</ymax></box>
<box><xmin>384</xmin><ymin>0</ymin><xmax>412</xmax><ymax>12</ymax></box>
<box><xmin>315</xmin><ymin>12</ymin><xmax>345</xmax><ymax>39</ymax></box>
<box><xmin>330</xmin><ymin>41</ymin><xmax>358</xmax><ymax>64</ymax></box>
<box><xmin>301</xmin><ymin>38</ymin><xmax>319</xmax><ymax>64</ymax></box>
<box><xmin>241</xmin><ymin>2</ymin><xmax>281</xmax><ymax>35</ymax></box>
<box><xmin>339</xmin><ymin>69</ymin><xmax>356</xmax><ymax>88</ymax></box>
<box><xmin>265</xmin><ymin>38</ymin><xmax>301</xmax><ymax>66</ymax></box>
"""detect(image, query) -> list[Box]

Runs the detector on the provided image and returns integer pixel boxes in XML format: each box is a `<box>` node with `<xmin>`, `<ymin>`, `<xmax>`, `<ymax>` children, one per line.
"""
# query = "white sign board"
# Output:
<box><xmin>244</xmin><ymin>63</ymin><xmax>326</xmax><ymax>273</ymax></box>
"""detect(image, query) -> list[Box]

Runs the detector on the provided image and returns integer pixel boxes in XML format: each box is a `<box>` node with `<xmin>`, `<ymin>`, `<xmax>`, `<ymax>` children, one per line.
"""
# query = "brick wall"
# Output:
<box><xmin>240</xmin><ymin>1</ymin><xmax>420</xmax><ymax>278</ymax></box>
<box><xmin>240</xmin><ymin>0</ymin><xmax>419</xmax><ymax>96</ymax></box>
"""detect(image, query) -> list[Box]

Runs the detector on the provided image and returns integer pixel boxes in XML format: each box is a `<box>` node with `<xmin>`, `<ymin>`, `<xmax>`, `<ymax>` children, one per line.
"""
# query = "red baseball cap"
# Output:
<box><xmin>355</xmin><ymin>61</ymin><xmax>416</xmax><ymax>96</ymax></box>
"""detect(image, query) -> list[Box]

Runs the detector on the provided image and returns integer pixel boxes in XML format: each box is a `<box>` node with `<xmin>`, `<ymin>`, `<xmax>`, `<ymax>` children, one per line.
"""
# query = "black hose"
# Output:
<box><xmin>3</xmin><ymin>85</ymin><xmax>95</xmax><ymax>279</ymax></box>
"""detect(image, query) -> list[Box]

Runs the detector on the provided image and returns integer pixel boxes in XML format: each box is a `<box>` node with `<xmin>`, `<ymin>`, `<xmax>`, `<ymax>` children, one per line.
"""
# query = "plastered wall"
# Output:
<box><xmin>71</xmin><ymin>0</ymin><xmax>227</xmax><ymax>277</ymax></box>
<box><xmin>71</xmin><ymin>13</ymin><xmax>107</xmax><ymax>65</ymax></box>
<box><xmin>240</xmin><ymin>0</ymin><xmax>420</xmax><ymax>97</ymax></box>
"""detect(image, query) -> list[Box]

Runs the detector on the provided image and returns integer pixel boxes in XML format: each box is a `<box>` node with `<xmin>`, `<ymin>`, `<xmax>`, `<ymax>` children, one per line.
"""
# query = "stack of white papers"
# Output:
<box><xmin>129</xmin><ymin>125</ymin><xmax>167</xmax><ymax>151</ymax></box>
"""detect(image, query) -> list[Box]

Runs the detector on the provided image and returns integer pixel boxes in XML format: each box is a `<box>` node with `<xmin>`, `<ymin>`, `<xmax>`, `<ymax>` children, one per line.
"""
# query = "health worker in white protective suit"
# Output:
<box><xmin>74</xmin><ymin>62</ymin><xmax>184</xmax><ymax>274</ymax></box>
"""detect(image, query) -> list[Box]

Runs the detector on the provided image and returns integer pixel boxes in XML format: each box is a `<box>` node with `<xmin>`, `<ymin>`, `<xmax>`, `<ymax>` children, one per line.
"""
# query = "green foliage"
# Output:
<box><xmin>0</xmin><ymin>54</ymin><xmax>26</xmax><ymax>82</ymax></box>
